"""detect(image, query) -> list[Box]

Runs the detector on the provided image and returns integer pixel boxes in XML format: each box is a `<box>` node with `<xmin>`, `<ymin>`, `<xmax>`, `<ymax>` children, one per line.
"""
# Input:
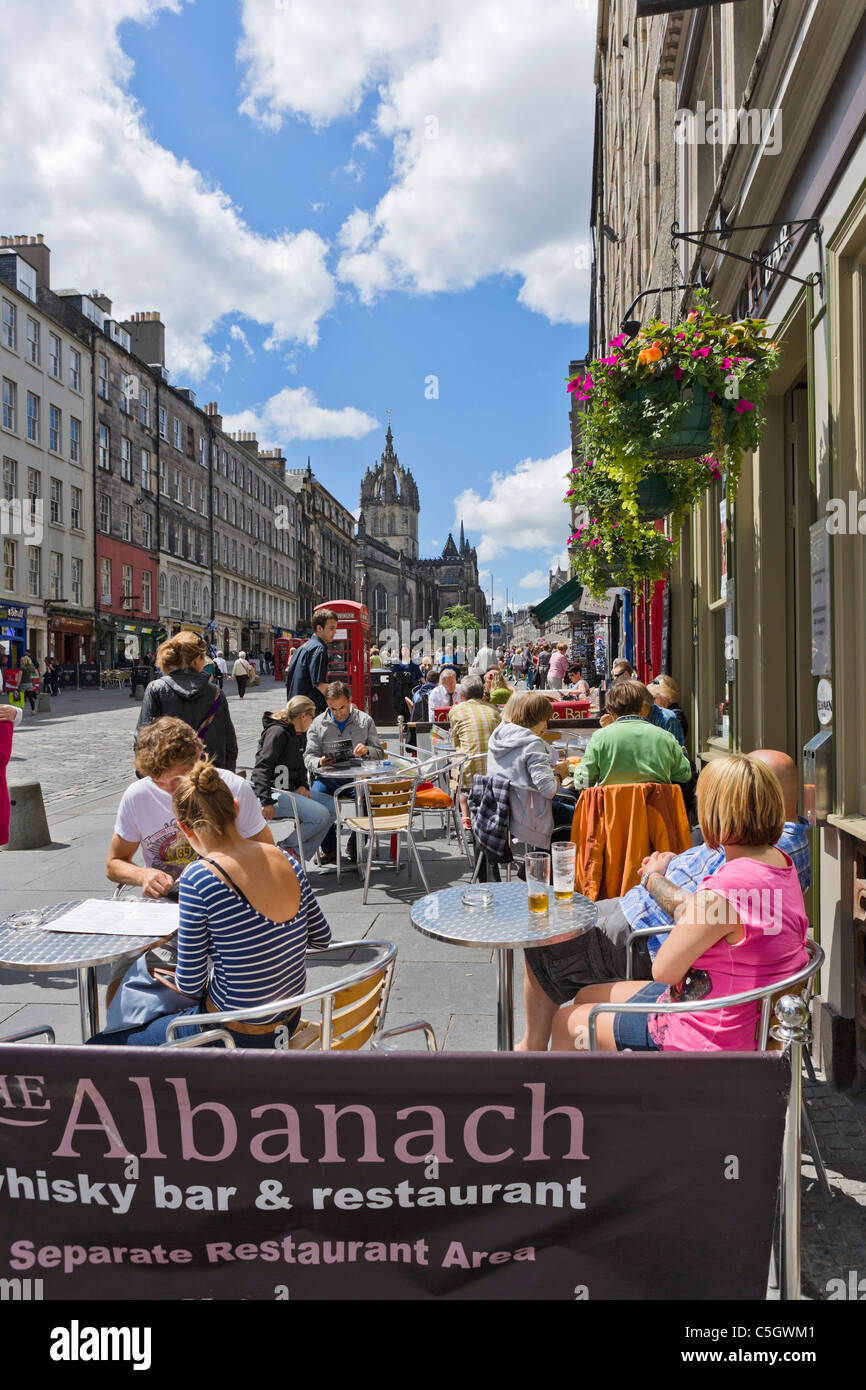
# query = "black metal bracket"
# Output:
<box><xmin>671</xmin><ymin>217</ymin><xmax>824</xmax><ymax>301</ymax></box>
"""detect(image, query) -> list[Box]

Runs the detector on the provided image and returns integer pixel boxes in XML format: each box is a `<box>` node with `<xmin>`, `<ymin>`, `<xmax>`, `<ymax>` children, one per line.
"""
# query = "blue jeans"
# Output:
<box><xmin>310</xmin><ymin>776</ymin><xmax>351</xmax><ymax>852</ymax></box>
<box><xmin>88</xmin><ymin>1005</ymin><xmax>301</xmax><ymax>1048</ymax></box>
<box><xmin>271</xmin><ymin>789</ymin><xmax>334</xmax><ymax>859</ymax></box>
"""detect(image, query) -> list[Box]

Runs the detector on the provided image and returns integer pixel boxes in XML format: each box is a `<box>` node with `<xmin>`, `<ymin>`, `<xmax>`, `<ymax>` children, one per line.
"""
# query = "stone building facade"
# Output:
<box><xmin>355</xmin><ymin>425</ymin><xmax>488</xmax><ymax>642</ymax></box>
<box><xmin>285</xmin><ymin>461</ymin><xmax>355</xmax><ymax>630</ymax></box>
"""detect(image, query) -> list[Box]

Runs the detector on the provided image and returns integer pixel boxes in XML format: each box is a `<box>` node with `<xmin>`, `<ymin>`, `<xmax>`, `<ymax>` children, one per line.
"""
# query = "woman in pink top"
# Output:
<box><xmin>551</xmin><ymin>754</ymin><xmax>809</xmax><ymax>1052</ymax></box>
<box><xmin>0</xmin><ymin>704</ymin><xmax>23</xmax><ymax>845</ymax></box>
<box><xmin>547</xmin><ymin>643</ymin><xmax>570</xmax><ymax>690</ymax></box>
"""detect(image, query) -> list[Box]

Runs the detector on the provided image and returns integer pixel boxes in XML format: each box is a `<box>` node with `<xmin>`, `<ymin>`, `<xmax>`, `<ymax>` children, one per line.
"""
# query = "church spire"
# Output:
<box><xmin>459</xmin><ymin>519</ymin><xmax>466</xmax><ymax>553</ymax></box>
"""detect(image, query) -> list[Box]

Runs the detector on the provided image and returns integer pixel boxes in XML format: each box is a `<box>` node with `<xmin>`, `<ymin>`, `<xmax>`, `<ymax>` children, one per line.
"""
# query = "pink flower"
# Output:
<box><xmin>735</xmin><ymin>399</ymin><xmax>755</xmax><ymax>414</ymax></box>
<box><xmin>599</xmin><ymin>354</ymin><xmax>621</xmax><ymax>365</ymax></box>
<box><xmin>675</xmin><ymin>332</ymin><xmax>686</xmax><ymax>340</ymax></box>
<box><xmin>673</xmin><ymin>366</ymin><xmax>683</xmax><ymax>380</ymax></box>
<box><xmin>566</xmin><ymin>379</ymin><xmax>582</xmax><ymax>394</ymax></box>
<box><xmin>609</xmin><ymin>333</ymin><xmax>626</xmax><ymax>348</ymax></box>
<box><xmin>590</xmin><ymin>539</ymin><xmax>600</xmax><ymax>548</ymax></box>
<box><xmin>692</xmin><ymin>346</ymin><xmax>711</xmax><ymax>359</ymax></box>
<box><xmin>722</xmin><ymin>358</ymin><xmax>733</xmax><ymax>369</ymax></box>
<box><xmin>708</xmin><ymin>390</ymin><xmax>716</xmax><ymax>398</ymax></box>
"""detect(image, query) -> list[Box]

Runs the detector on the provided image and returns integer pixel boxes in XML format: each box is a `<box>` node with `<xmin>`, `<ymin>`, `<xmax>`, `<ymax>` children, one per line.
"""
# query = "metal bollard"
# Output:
<box><xmin>133</xmin><ymin>684</ymin><xmax>145</xmax><ymax>701</ymax></box>
<box><xmin>37</xmin><ymin>692</ymin><xmax>51</xmax><ymax>712</ymax></box>
<box><xmin>771</xmin><ymin>994</ymin><xmax>810</xmax><ymax>1301</ymax></box>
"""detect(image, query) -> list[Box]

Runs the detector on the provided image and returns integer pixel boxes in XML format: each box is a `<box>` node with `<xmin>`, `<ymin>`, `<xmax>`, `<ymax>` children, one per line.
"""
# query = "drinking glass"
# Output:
<box><xmin>551</xmin><ymin>842</ymin><xmax>576</xmax><ymax>903</ymax></box>
<box><xmin>525</xmin><ymin>851</ymin><xmax>551</xmax><ymax>914</ymax></box>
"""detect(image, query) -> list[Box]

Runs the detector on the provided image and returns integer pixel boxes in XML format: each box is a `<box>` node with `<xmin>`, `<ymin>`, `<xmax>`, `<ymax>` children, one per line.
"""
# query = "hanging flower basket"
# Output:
<box><xmin>564</xmin><ymin>290</ymin><xmax>780</xmax><ymax>596</ymax></box>
<box><xmin>624</xmin><ymin>380</ymin><xmax>737</xmax><ymax>459</ymax></box>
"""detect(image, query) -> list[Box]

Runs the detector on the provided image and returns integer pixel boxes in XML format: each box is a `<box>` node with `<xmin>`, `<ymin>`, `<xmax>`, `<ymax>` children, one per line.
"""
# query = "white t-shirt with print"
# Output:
<box><xmin>114</xmin><ymin>769</ymin><xmax>266</xmax><ymax>878</ymax></box>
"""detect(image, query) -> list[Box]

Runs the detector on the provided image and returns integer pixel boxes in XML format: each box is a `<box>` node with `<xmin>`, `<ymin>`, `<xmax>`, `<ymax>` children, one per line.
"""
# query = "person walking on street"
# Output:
<box><xmin>285</xmin><ymin>609</ymin><xmax>338</xmax><ymax>714</ymax></box>
<box><xmin>136</xmin><ymin>631</ymin><xmax>238</xmax><ymax>771</ymax></box>
<box><xmin>18</xmin><ymin>651</ymin><xmax>37</xmax><ymax>712</ymax></box>
<box><xmin>232</xmin><ymin>651</ymin><xmax>255</xmax><ymax>700</ymax></box>
<box><xmin>215</xmin><ymin>653</ymin><xmax>227</xmax><ymax>690</ymax></box>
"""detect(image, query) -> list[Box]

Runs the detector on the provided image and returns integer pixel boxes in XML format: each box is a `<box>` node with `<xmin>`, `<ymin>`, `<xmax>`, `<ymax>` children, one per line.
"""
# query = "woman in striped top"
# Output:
<box><xmin>119</xmin><ymin>758</ymin><xmax>332</xmax><ymax>1048</ymax></box>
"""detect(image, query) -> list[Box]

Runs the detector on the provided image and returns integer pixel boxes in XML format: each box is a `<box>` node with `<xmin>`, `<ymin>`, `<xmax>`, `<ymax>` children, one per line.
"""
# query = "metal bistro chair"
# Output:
<box><xmin>402</xmin><ymin>743</ymin><xmax>472</xmax><ymax>864</ymax></box>
<box><xmin>335</xmin><ymin>774</ymin><xmax>429</xmax><ymax>902</ymax></box>
<box><xmin>163</xmin><ymin>939</ymin><xmax>397</xmax><ymax>1051</ymax></box>
<box><xmin>0</xmin><ymin>1025</ymin><xmax>56</xmax><ymax>1044</ymax></box>
<box><xmin>585</xmin><ymin>939</ymin><xmax>825</xmax><ymax>1302</ymax></box>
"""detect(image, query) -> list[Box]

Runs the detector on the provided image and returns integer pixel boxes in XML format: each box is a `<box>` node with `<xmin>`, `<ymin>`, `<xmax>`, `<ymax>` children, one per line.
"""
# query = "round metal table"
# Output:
<box><xmin>0</xmin><ymin>901</ymin><xmax>175</xmax><ymax>1040</ymax></box>
<box><xmin>410</xmin><ymin>881</ymin><xmax>598</xmax><ymax>1050</ymax></box>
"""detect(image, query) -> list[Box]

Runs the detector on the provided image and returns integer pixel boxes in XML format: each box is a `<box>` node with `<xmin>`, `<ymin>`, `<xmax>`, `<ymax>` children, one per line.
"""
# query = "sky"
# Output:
<box><xmin>0</xmin><ymin>0</ymin><xmax>596</xmax><ymax>611</ymax></box>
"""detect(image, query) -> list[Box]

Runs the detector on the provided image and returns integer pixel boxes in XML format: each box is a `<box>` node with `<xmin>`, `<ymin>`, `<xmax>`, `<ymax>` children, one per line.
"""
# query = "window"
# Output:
<box><xmin>69</xmin><ymin>348</ymin><xmax>81</xmax><ymax>393</ymax></box>
<box><xmin>182</xmin><ymin>579</ymin><xmax>190</xmax><ymax>614</ymax></box>
<box><xmin>26</xmin><ymin>469</ymin><xmax>41</xmax><ymax>534</ymax></box>
<box><xmin>1</xmin><ymin>300</ymin><xmax>16</xmax><ymax>350</ymax></box>
<box><xmin>158</xmin><ymin>407</ymin><xmax>167</xmax><ymax>440</ymax></box>
<box><xmin>142</xmin><ymin>570</ymin><xmax>152</xmax><ymax>613</ymax></box>
<box><xmin>71</xmin><ymin>556</ymin><xmax>83</xmax><ymax>606</ymax></box>
<box><xmin>99</xmin><ymin>492</ymin><xmax>111</xmax><ymax>534</ymax></box>
<box><xmin>50</xmin><ymin>551</ymin><xmax>62</xmax><ymax>600</ymax></box>
<box><xmin>26</xmin><ymin>317</ymin><xmax>40</xmax><ymax>365</ymax></box>
<box><xmin>140</xmin><ymin>448</ymin><xmax>152</xmax><ymax>491</ymax></box>
<box><xmin>231</xmin><ymin>497</ymin><xmax>237</xmax><ymax>526</ymax></box>
<box><xmin>3</xmin><ymin>456</ymin><xmax>16</xmax><ymax>499</ymax></box>
<box><xmin>100</xmin><ymin>557</ymin><xmax>112</xmax><ymax>603</ymax></box>
<box><xmin>173</xmin><ymin>469</ymin><xmax>180</xmax><ymax>502</ymax></box>
<box><xmin>97</xmin><ymin>354</ymin><xmax>109</xmax><ymax>400</ymax></box>
<box><xmin>28</xmin><ymin>545</ymin><xmax>39</xmax><ymax>597</ymax></box>
<box><xmin>49</xmin><ymin>333</ymin><xmax>62</xmax><ymax>380</ymax></box>
<box><xmin>2</xmin><ymin>379</ymin><xmax>15</xmax><ymax>432</ymax></box>
<box><xmin>26</xmin><ymin>392</ymin><xmax>40</xmax><ymax>443</ymax></box>
<box><xmin>69</xmin><ymin>416</ymin><xmax>81</xmax><ymax>463</ymax></box>
<box><xmin>160</xmin><ymin>517</ymin><xmax>168</xmax><ymax>551</ymax></box>
<box><xmin>50</xmin><ymin>478</ymin><xmax>62</xmax><ymax>525</ymax></box>
<box><xmin>49</xmin><ymin>405</ymin><xmax>61</xmax><ymax>453</ymax></box>
<box><xmin>221</xmin><ymin>449</ymin><xmax>227</xmax><ymax>476</ymax></box>
<box><xmin>203</xmin><ymin>585</ymin><xmax>210</xmax><ymax>615</ymax></box>
<box><xmin>173</xmin><ymin>417</ymin><xmax>182</xmax><ymax>451</ymax></box>
<box><xmin>186</xmin><ymin>477</ymin><xmax>193</xmax><ymax>510</ymax></box>
<box><xmin>221</xmin><ymin>491</ymin><xmax>227</xmax><ymax>520</ymax></box>
<box><xmin>159</xmin><ymin>458</ymin><xmax>166</xmax><ymax>494</ymax></box>
<box><xmin>170</xmin><ymin>575</ymin><xmax>180</xmax><ymax>609</ymax></box>
<box><xmin>142</xmin><ymin>510</ymin><xmax>152</xmax><ymax>550</ymax></box>
<box><xmin>186</xmin><ymin>424</ymin><xmax>195</xmax><ymax>459</ymax></box>
<box><xmin>140</xmin><ymin>385</ymin><xmax>150</xmax><ymax>428</ymax></box>
<box><xmin>199</xmin><ymin>482</ymin><xmax>206</xmax><ymax>515</ymax></box>
<box><xmin>3</xmin><ymin>538</ymin><xmax>15</xmax><ymax>591</ymax></box>
<box><xmin>199</xmin><ymin>435</ymin><xmax>207</xmax><ymax>467</ymax></box>
<box><xmin>97</xmin><ymin>423</ymin><xmax>109</xmax><ymax>470</ymax></box>
<box><xmin>122</xmin><ymin>504</ymin><xmax>132</xmax><ymax>542</ymax></box>
<box><xmin>192</xmin><ymin>582</ymin><xmax>200</xmax><ymax>615</ymax></box>
<box><xmin>122</xmin><ymin>564</ymin><xmax>133</xmax><ymax>607</ymax></box>
<box><xmin>230</xmin><ymin>457</ymin><xmax>236</xmax><ymax>484</ymax></box>
<box><xmin>222</xmin><ymin>534</ymin><xmax>228</xmax><ymax>564</ymax></box>
<box><xmin>120</xmin><ymin>436</ymin><xmax>132</xmax><ymax>481</ymax></box>
<box><xmin>70</xmin><ymin>486</ymin><xmax>82</xmax><ymax>530</ymax></box>
<box><xmin>159</xmin><ymin>572</ymin><xmax>166</xmax><ymax>609</ymax></box>
<box><xmin>231</xmin><ymin>538</ymin><xmax>237</xmax><ymax>569</ymax></box>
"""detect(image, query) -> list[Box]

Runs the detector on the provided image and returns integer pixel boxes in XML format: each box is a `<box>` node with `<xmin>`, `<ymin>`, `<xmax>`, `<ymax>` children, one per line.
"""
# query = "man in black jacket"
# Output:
<box><xmin>285</xmin><ymin>610</ymin><xmax>338</xmax><ymax>713</ymax></box>
<box><xmin>134</xmin><ymin>632</ymin><xmax>238</xmax><ymax>771</ymax></box>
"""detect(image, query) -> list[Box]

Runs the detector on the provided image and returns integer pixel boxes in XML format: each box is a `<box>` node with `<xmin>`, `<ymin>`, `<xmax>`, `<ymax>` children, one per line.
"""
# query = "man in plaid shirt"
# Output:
<box><xmin>517</xmin><ymin>750</ymin><xmax>811</xmax><ymax>1050</ymax></box>
<box><xmin>448</xmin><ymin>674</ymin><xmax>501</xmax><ymax>827</ymax></box>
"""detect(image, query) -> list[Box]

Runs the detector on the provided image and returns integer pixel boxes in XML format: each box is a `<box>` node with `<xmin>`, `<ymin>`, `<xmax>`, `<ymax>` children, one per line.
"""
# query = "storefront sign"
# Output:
<box><xmin>77</xmin><ymin>662</ymin><xmax>100</xmax><ymax>689</ymax></box>
<box><xmin>0</xmin><ymin>1048</ymin><xmax>787</xmax><ymax>1301</ymax></box>
<box><xmin>578</xmin><ymin>589</ymin><xmax>618</xmax><ymax>618</ymax></box>
<box><xmin>809</xmin><ymin>520</ymin><xmax>831</xmax><ymax>676</ymax></box>
<box><xmin>817</xmin><ymin>677</ymin><xmax>833</xmax><ymax>726</ymax></box>
<box><xmin>0</xmin><ymin>604</ymin><xmax>26</xmax><ymax>620</ymax></box>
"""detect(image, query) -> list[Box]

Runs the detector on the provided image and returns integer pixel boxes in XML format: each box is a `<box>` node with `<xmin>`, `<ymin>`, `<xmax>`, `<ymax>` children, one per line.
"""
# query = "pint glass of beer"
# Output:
<box><xmin>525</xmin><ymin>852</ymin><xmax>551</xmax><ymax>914</ymax></box>
<box><xmin>551</xmin><ymin>842</ymin><xmax>576</xmax><ymax>903</ymax></box>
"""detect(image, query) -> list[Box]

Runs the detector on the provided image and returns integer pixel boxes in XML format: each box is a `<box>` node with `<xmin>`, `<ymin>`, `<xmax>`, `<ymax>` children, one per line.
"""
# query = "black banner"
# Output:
<box><xmin>0</xmin><ymin>1048</ymin><xmax>788</xmax><ymax>1301</ymax></box>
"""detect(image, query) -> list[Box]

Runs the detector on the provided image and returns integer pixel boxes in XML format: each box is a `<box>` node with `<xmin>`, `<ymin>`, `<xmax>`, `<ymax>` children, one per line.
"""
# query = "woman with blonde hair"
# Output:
<box><xmin>547</xmin><ymin>641</ymin><xmax>570</xmax><ymax>691</ymax></box>
<box><xmin>552</xmin><ymin>753</ymin><xmax>809</xmax><ymax>1053</ymax></box>
<box><xmin>97</xmin><ymin>758</ymin><xmax>332</xmax><ymax>1047</ymax></box>
<box><xmin>483</xmin><ymin>666</ymin><xmax>512</xmax><ymax>707</ymax></box>
<box><xmin>135</xmin><ymin>630</ymin><xmax>237</xmax><ymax>771</ymax></box>
<box><xmin>250</xmin><ymin>695</ymin><xmax>335</xmax><ymax>862</ymax></box>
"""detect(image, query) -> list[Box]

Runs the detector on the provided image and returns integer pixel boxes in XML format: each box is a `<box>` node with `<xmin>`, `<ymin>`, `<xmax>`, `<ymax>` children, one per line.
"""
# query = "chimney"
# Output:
<box><xmin>230</xmin><ymin>430</ymin><xmax>259</xmax><ymax>457</ymax></box>
<box><xmin>1</xmin><ymin>234</ymin><xmax>50</xmax><ymax>290</ymax></box>
<box><xmin>89</xmin><ymin>291</ymin><xmax>113</xmax><ymax>314</ymax></box>
<box><xmin>203</xmin><ymin>401</ymin><xmax>223</xmax><ymax>429</ymax></box>
<box><xmin>121</xmin><ymin>310</ymin><xmax>165</xmax><ymax>368</ymax></box>
<box><xmin>258</xmin><ymin>447</ymin><xmax>286</xmax><ymax>476</ymax></box>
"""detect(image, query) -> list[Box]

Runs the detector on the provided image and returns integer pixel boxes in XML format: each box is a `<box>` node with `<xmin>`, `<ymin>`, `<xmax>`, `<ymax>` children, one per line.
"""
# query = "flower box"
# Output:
<box><xmin>624</xmin><ymin>381</ymin><xmax>736</xmax><ymax>459</ymax></box>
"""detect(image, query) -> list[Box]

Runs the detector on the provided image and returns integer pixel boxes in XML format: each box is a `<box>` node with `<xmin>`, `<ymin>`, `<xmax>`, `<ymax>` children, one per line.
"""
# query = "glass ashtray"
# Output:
<box><xmin>462</xmin><ymin>888</ymin><xmax>494</xmax><ymax>909</ymax></box>
<box><xmin>7</xmin><ymin>909</ymin><xmax>46</xmax><ymax>929</ymax></box>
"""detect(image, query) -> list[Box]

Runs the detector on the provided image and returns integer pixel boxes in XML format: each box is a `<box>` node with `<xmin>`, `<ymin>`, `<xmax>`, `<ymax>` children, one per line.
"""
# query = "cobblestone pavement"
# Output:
<box><xmin>5</xmin><ymin>679</ymin><xmax>298</xmax><ymax>803</ymax></box>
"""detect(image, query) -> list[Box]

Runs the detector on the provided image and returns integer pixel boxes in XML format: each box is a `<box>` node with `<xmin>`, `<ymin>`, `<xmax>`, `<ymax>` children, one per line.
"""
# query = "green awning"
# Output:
<box><xmin>528</xmin><ymin>577</ymin><xmax>583</xmax><ymax>627</ymax></box>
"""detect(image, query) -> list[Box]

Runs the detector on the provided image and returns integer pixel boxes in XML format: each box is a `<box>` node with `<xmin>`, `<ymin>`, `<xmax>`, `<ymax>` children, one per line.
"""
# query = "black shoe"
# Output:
<box><xmin>345</xmin><ymin>838</ymin><xmax>358</xmax><ymax>863</ymax></box>
<box><xmin>318</xmin><ymin>849</ymin><xmax>337</xmax><ymax>864</ymax></box>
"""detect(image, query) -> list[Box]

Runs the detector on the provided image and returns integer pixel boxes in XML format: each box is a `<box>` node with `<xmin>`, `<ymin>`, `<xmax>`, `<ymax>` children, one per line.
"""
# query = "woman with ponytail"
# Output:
<box><xmin>135</xmin><ymin>631</ymin><xmax>238</xmax><ymax>772</ymax></box>
<box><xmin>100</xmin><ymin>756</ymin><xmax>332</xmax><ymax>1047</ymax></box>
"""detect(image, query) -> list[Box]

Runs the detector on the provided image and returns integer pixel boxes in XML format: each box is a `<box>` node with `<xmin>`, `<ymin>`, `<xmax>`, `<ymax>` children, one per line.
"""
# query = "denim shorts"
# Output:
<box><xmin>612</xmin><ymin>981</ymin><xmax>667</xmax><ymax>1051</ymax></box>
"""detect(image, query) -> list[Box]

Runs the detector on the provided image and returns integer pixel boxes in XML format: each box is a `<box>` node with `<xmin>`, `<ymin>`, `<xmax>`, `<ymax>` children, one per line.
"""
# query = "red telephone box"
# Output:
<box><xmin>314</xmin><ymin>600</ymin><xmax>370</xmax><ymax>712</ymax></box>
<box><xmin>273</xmin><ymin>636</ymin><xmax>304</xmax><ymax>682</ymax></box>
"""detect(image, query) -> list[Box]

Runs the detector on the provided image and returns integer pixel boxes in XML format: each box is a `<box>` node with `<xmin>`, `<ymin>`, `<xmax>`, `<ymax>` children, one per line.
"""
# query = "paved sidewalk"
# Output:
<box><xmin>1</xmin><ymin>679</ymin><xmax>864</xmax><ymax>1297</ymax></box>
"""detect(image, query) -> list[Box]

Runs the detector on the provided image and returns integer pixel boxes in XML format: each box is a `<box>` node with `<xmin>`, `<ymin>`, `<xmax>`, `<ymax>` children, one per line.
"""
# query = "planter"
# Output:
<box><xmin>635</xmin><ymin>474</ymin><xmax>675</xmax><ymax>520</ymax></box>
<box><xmin>625</xmin><ymin>380</ymin><xmax>735</xmax><ymax>459</ymax></box>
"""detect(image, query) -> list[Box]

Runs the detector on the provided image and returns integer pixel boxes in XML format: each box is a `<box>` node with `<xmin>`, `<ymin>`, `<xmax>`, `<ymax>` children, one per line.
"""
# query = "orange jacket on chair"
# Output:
<box><xmin>570</xmin><ymin>782</ymin><xmax>691</xmax><ymax>901</ymax></box>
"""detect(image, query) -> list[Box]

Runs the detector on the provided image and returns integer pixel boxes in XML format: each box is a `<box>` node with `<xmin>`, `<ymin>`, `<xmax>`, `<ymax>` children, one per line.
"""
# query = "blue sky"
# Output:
<box><xmin>3</xmin><ymin>0</ymin><xmax>596</xmax><ymax>609</ymax></box>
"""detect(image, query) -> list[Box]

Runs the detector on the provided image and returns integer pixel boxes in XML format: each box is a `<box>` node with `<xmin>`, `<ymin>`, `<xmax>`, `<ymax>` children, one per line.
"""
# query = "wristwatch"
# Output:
<box><xmin>640</xmin><ymin>868</ymin><xmax>657</xmax><ymax>890</ymax></box>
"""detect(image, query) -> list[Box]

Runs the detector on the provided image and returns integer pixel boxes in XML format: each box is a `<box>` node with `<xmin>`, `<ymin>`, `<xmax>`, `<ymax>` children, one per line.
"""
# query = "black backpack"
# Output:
<box><xmin>410</xmin><ymin>686</ymin><xmax>430</xmax><ymax>722</ymax></box>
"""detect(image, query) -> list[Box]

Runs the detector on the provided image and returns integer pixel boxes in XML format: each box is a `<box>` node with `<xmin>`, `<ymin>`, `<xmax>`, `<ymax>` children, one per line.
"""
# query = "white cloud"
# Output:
<box><xmin>518</xmin><ymin>569</ymin><xmax>547</xmax><ymax>590</ymax></box>
<box><xmin>223</xmin><ymin>386</ymin><xmax>379</xmax><ymax>445</ymax></box>
<box><xmin>238</xmin><ymin>0</ymin><xmax>594</xmax><ymax>323</ymax></box>
<box><xmin>454</xmin><ymin>448</ymin><xmax>573</xmax><ymax>565</ymax></box>
<box><xmin>229</xmin><ymin>324</ymin><xmax>255</xmax><ymax>359</ymax></box>
<box><xmin>0</xmin><ymin>0</ymin><xmax>336</xmax><ymax>381</ymax></box>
